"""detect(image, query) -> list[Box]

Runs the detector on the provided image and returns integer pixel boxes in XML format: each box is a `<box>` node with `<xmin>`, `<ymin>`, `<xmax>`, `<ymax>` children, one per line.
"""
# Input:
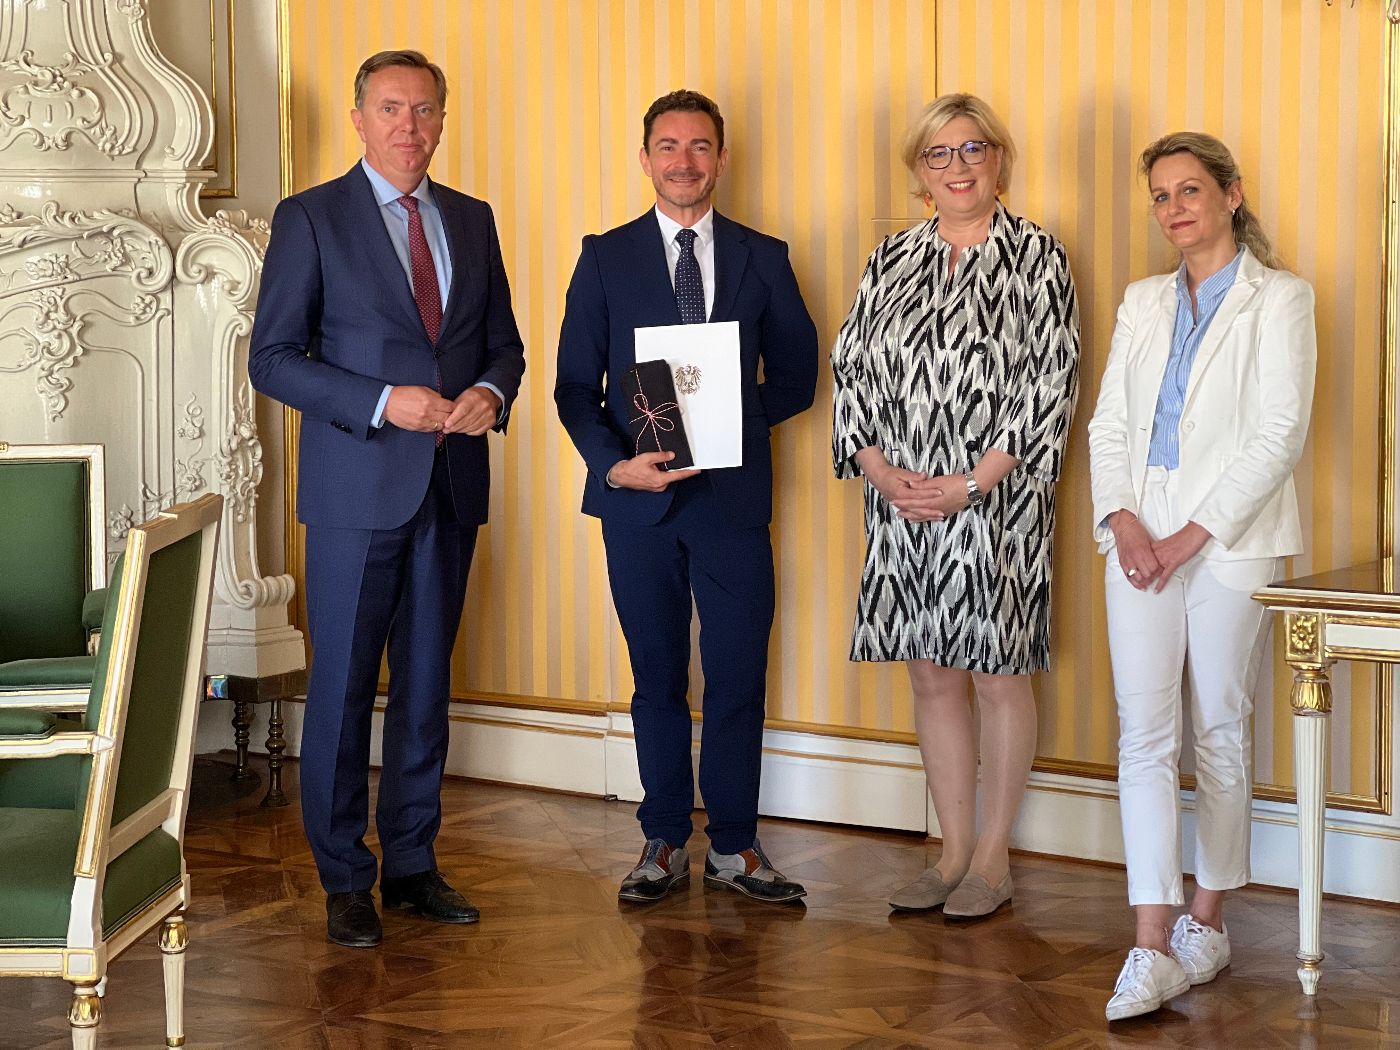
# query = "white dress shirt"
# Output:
<box><xmin>654</xmin><ymin>205</ymin><xmax>716</xmax><ymax>322</ymax></box>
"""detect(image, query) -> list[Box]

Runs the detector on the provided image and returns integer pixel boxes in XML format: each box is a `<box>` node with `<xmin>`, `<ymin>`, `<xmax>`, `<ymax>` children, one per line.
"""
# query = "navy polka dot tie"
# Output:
<box><xmin>674</xmin><ymin>227</ymin><xmax>705</xmax><ymax>324</ymax></box>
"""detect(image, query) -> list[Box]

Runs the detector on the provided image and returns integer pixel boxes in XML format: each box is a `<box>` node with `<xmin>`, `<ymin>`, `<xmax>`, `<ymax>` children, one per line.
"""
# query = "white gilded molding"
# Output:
<box><xmin>0</xmin><ymin>201</ymin><xmax>173</xmax><ymax>289</ymax></box>
<box><xmin>0</xmin><ymin>48</ymin><xmax>126</xmax><ymax>156</ymax></box>
<box><xmin>174</xmin><ymin>208</ymin><xmax>292</xmax><ymax>611</ymax></box>
<box><xmin>0</xmin><ymin>0</ymin><xmax>301</xmax><ymax>669</ymax></box>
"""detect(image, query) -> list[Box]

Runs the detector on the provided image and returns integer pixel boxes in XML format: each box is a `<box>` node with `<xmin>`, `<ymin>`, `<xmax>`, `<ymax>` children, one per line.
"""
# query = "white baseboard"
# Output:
<box><xmin>240</xmin><ymin>696</ymin><xmax>1400</xmax><ymax>903</ymax></box>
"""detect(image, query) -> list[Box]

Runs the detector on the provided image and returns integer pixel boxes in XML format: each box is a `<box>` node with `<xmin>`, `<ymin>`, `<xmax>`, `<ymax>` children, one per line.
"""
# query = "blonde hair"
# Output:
<box><xmin>901</xmin><ymin>93</ymin><xmax>1016</xmax><ymax>193</ymax></box>
<box><xmin>1139</xmin><ymin>131</ymin><xmax>1281</xmax><ymax>269</ymax></box>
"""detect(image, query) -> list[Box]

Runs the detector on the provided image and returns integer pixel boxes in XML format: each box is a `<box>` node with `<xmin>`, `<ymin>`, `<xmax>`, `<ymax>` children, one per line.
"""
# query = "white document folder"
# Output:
<box><xmin>633</xmin><ymin>321</ymin><xmax>742</xmax><ymax>469</ymax></box>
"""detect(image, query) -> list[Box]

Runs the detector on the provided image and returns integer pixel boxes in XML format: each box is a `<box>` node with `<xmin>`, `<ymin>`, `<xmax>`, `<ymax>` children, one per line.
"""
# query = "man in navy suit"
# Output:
<box><xmin>555</xmin><ymin>90</ymin><xmax>817</xmax><ymax>905</ymax></box>
<box><xmin>249</xmin><ymin>50</ymin><xmax>525</xmax><ymax>947</ymax></box>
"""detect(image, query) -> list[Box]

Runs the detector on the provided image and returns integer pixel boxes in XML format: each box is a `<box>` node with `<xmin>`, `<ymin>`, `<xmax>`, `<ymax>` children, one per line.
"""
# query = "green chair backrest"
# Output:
<box><xmin>0</xmin><ymin>461</ymin><xmax>91</xmax><ymax>662</ymax></box>
<box><xmin>107</xmin><ymin>531</ymin><xmax>204</xmax><ymax>829</ymax></box>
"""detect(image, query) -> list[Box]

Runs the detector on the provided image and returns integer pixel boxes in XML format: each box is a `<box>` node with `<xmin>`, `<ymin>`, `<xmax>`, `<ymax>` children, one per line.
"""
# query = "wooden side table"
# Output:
<box><xmin>205</xmin><ymin>670</ymin><xmax>306</xmax><ymax>808</ymax></box>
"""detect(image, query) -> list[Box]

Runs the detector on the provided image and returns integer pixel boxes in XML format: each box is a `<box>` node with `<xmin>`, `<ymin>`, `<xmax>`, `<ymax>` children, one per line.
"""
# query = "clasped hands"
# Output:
<box><xmin>1110</xmin><ymin>509</ymin><xmax>1211</xmax><ymax>593</ymax></box>
<box><xmin>868</xmin><ymin>463</ymin><xmax>969</xmax><ymax>522</ymax></box>
<box><xmin>383</xmin><ymin>385</ymin><xmax>501</xmax><ymax>437</ymax></box>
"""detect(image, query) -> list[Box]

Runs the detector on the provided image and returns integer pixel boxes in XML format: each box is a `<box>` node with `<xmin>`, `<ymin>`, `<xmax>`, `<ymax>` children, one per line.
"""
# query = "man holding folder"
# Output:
<box><xmin>555</xmin><ymin>90</ymin><xmax>817</xmax><ymax>904</ymax></box>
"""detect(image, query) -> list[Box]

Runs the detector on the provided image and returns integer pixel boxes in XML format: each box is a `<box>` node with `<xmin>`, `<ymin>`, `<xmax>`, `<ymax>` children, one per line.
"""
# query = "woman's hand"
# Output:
<box><xmin>893</xmin><ymin>473</ymin><xmax>970</xmax><ymax>522</ymax></box>
<box><xmin>1149</xmin><ymin>522</ymin><xmax>1212</xmax><ymax>593</ymax></box>
<box><xmin>864</xmin><ymin>458</ymin><xmax>929</xmax><ymax>507</ymax></box>
<box><xmin>1110</xmin><ymin>510</ymin><xmax>1161</xmax><ymax>591</ymax></box>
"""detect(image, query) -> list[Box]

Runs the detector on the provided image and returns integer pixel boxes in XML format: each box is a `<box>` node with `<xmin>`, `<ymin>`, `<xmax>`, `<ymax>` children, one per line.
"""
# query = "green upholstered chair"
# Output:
<box><xmin>0</xmin><ymin>443</ymin><xmax>109</xmax><ymax>714</ymax></box>
<box><xmin>0</xmin><ymin>493</ymin><xmax>221</xmax><ymax>1049</ymax></box>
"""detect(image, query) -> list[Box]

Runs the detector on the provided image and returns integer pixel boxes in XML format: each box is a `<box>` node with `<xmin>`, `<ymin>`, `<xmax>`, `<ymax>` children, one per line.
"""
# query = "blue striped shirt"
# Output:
<box><xmin>1146</xmin><ymin>248</ymin><xmax>1244</xmax><ymax>468</ymax></box>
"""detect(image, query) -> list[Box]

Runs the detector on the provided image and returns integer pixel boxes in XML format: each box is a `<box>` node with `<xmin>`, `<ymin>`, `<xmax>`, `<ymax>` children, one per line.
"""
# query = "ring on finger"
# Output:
<box><xmin>1126</xmin><ymin>567</ymin><xmax>1138</xmax><ymax>578</ymax></box>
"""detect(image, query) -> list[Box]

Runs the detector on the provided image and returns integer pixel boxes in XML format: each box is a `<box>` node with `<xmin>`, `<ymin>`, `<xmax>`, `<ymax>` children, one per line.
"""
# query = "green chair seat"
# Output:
<box><xmin>0</xmin><ymin>807</ymin><xmax>182</xmax><ymax>944</ymax></box>
<box><xmin>0</xmin><ymin>656</ymin><xmax>96</xmax><ymax>690</ymax></box>
<box><xmin>0</xmin><ymin>711</ymin><xmax>57</xmax><ymax>737</ymax></box>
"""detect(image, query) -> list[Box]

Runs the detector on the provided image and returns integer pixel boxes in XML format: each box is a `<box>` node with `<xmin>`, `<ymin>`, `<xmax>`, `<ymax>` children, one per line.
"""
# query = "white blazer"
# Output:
<box><xmin>1088</xmin><ymin>247</ymin><xmax>1316</xmax><ymax>561</ymax></box>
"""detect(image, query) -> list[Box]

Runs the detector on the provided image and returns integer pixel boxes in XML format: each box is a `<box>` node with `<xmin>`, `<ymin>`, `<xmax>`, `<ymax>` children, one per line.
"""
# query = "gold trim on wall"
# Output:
<box><xmin>200</xmin><ymin>0</ymin><xmax>239</xmax><ymax>200</ymax></box>
<box><xmin>276</xmin><ymin>0</ymin><xmax>305</xmax><ymax>639</ymax></box>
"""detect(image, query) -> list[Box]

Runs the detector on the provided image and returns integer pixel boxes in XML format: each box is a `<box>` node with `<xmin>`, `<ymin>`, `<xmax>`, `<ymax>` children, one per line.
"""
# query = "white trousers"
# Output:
<box><xmin>1104</xmin><ymin>467</ymin><xmax>1279</xmax><ymax>906</ymax></box>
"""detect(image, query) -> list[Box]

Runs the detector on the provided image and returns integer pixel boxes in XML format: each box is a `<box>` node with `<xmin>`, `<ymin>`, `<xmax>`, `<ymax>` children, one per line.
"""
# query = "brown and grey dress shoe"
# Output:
<box><xmin>381</xmin><ymin>869</ymin><xmax>480</xmax><ymax>924</ymax></box>
<box><xmin>944</xmin><ymin>872</ymin><xmax>1013</xmax><ymax>919</ymax></box>
<box><xmin>888</xmin><ymin>868</ymin><xmax>955</xmax><ymax>911</ymax></box>
<box><xmin>327</xmin><ymin>890</ymin><xmax>382</xmax><ymax>947</ymax></box>
<box><xmin>619</xmin><ymin>838</ymin><xmax>690</xmax><ymax>903</ymax></box>
<box><xmin>704</xmin><ymin>840</ymin><xmax>806</xmax><ymax>904</ymax></box>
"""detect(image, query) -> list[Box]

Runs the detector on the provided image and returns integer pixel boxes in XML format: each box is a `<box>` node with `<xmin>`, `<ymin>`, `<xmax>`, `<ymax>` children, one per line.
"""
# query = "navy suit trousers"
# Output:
<box><xmin>601</xmin><ymin>479</ymin><xmax>775</xmax><ymax>855</ymax></box>
<box><xmin>301</xmin><ymin>451</ymin><xmax>477</xmax><ymax>893</ymax></box>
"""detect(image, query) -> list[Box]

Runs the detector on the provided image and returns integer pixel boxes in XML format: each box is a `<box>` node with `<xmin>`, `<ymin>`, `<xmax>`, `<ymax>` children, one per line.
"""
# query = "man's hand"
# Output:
<box><xmin>384</xmin><ymin>385</ymin><xmax>454</xmax><ymax>433</ymax></box>
<box><xmin>606</xmin><ymin>452</ymin><xmax>700</xmax><ymax>492</ymax></box>
<box><xmin>444</xmin><ymin>386</ymin><xmax>503</xmax><ymax>436</ymax></box>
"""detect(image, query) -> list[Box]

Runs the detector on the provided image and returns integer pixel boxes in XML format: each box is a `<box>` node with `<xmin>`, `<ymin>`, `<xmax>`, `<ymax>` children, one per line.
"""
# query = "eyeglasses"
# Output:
<box><xmin>919</xmin><ymin>140</ymin><xmax>997</xmax><ymax>170</ymax></box>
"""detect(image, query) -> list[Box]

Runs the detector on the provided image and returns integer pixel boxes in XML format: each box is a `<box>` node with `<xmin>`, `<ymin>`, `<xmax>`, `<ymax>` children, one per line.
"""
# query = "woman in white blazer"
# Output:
<box><xmin>1087</xmin><ymin>132</ymin><xmax>1315</xmax><ymax>1022</ymax></box>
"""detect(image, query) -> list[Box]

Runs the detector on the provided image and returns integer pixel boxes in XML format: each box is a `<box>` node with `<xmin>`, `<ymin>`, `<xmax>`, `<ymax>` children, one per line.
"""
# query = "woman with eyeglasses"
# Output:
<box><xmin>1088</xmin><ymin>133</ymin><xmax>1315</xmax><ymax>1020</ymax></box>
<box><xmin>832</xmin><ymin>93</ymin><xmax>1080</xmax><ymax>919</ymax></box>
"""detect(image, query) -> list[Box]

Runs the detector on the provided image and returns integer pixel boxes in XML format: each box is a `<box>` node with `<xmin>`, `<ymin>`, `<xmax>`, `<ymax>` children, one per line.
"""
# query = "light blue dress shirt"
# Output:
<box><xmin>359</xmin><ymin>159</ymin><xmax>503</xmax><ymax>427</ymax></box>
<box><xmin>1146</xmin><ymin>248</ymin><xmax>1244</xmax><ymax>469</ymax></box>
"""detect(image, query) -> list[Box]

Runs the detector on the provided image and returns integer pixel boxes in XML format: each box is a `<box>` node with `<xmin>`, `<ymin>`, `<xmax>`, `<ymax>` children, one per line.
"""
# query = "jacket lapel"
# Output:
<box><xmin>627</xmin><ymin>211</ymin><xmax>685</xmax><ymax>324</ymax></box>
<box><xmin>1182</xmin><ymin>248</ymin><xmax>1265</xmax><ymax>409</ymax></box>
<box><xmin>436</xmin><ymin>186</ymin><xmax>477</xmax><ymax>338</ymax></box>
<box><xmin>709</xmin><ymin>211</ymin><xmax>749</xmax><ymax>322</ymax></box>
<box><xmin>345</xmin><ymin>164</ymin><xmax>425</xmax><ymax>339</ymax></box>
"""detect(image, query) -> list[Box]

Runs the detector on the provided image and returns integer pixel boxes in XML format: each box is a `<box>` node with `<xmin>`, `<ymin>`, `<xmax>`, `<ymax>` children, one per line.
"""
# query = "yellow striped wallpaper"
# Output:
<box><xmin>279</xmin><ymin>1</ymin><xmax>1391</xmax><ymax>803</ymax></box>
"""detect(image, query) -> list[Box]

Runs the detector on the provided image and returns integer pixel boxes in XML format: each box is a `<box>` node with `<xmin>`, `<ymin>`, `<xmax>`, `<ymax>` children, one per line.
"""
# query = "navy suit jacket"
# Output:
<box><xmin>555</xmin><ymin>210</ymin><xmax>817</xmax><ymax>528</ymax></box>
<box><xmin>249</xmin><ymin>164</ymin><xmax>526</xmax><ymax>530</ymax></box>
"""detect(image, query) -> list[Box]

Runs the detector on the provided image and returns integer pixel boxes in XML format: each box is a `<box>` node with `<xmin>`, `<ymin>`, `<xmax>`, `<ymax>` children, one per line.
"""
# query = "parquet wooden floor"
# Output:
<box><xmin>4</xmin><ymin>759</ymin><xmax>1400</xmax><ymax>1049</ymax></box>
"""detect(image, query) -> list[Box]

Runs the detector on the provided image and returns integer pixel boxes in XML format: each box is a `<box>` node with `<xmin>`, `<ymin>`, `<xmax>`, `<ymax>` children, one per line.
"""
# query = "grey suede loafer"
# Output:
<box><xmin>944</xmin><ymin>872</ymin><xmax>1013</xmax><ymax>918</ymax></box>
<box><xmin>888</xmin><ymin>868</ymin><xmax>955</xmax><ymax>911</ymax></box>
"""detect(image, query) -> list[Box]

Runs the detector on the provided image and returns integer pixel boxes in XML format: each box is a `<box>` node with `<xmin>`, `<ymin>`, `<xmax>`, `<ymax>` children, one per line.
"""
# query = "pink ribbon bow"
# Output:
<box><xmin>629</xmin><ymin>392</ymin><xmax>679</xmax><ymax>455</ymax></box>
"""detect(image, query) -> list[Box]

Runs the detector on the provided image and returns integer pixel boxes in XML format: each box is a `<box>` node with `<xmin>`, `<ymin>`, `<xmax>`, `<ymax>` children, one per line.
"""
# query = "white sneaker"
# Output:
<box><xmin>1171</xmin><ymin>914</ymin><xmax>1231</xmax><ymax>985</ymax></box>
<box><xmin>1105</xmin><ymin>947</ymin><xmax>1190</xmax><ymax>1021</ymax></box>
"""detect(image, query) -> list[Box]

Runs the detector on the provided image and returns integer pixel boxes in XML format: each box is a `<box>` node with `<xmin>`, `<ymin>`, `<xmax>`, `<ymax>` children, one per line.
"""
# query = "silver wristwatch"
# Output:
<box><xmin>964</xmin><ymin>472</ymin><xmax>985</xmax><ymax>507</ymax></box>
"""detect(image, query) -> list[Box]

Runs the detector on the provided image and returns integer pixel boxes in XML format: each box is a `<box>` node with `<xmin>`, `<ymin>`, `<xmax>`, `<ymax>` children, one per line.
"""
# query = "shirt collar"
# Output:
<box><xmin>654</xmin><ymin>205</ymin><xmax>714</xmax><ymax>249</ymax></box>
<box><xmin>1175</xmin><ymin>246</ymin><xmax>1245</xmax><ymax>306</ymax></box>
<box><xmin>361</xmin><ymin>158</ymin><xmax>434</xmax><ymax>210</ymax></box>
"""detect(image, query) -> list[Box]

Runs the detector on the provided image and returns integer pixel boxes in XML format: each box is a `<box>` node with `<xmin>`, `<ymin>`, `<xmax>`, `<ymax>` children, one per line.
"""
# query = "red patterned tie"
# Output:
<box><xmin>399</xmin><ymin>194</ymin><xmax>444</xmax><ymax>445</ymax></box>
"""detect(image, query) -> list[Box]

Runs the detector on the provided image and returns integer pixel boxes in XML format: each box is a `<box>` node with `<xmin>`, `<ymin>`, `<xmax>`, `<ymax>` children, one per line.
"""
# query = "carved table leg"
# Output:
<box><xmin>1286</xmin><ymin>611</ymin><xmax>1332</xmax><ymax>996</ymax></box>
<box><xmin>261</xmin><ymin>695</ymin><xmax>289</xmax><ymax>808</ymax></box>
<box><xmin>230</xmin><ymin>698</ymin><xmax>256</xmax><ymax>783</ymax></box>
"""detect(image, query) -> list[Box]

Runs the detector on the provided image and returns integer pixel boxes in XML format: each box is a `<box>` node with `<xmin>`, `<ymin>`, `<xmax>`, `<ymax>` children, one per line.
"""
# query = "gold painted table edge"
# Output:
<box><xmin>1254</xmin><ymin>572</ymin><xmax>1400</xmax><ymax>995</ymax></box>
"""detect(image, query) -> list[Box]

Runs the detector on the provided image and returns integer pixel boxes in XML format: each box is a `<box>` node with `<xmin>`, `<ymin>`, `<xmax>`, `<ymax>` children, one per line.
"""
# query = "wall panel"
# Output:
<box><xmin>281</xmin><ymin>1</ymin><xmax>1390</xmax><ymax>803</ymax></box>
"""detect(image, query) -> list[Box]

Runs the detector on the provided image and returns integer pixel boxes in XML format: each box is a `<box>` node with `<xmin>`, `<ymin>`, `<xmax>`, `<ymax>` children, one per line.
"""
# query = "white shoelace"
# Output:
<box><xmin>1175</xmin><ymin>918</ymin><xmax>1214</xmax><ymax>957</ymax></box>
<box><xmin>1114</xmin><ymin>947</ymin><xmax>1158</xmax><ymax>995</ymax></box>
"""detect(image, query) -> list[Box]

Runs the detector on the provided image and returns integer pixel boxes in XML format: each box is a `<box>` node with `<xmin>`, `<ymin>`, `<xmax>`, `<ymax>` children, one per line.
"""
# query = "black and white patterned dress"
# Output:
<box><xmin>831</xmin><ymin>205</ymin><xmax>1080</xmax><ymax>673</ymax></box>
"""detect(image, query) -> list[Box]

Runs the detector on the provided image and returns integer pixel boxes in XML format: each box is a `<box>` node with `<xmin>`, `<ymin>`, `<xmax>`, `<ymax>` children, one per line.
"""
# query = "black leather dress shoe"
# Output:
<box><xmin>381</xmin><ymin>869</ymin><xmax>480</xmax><ymax>924</ymax></box>
<box><xmin>326</xmin><ymin>890</ymin><xmax>382</xmax><ymax>947</ymax></box>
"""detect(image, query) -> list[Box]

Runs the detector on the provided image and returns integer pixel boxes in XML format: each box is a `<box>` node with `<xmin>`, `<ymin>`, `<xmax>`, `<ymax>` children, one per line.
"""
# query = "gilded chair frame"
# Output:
<box><xmin>0</xmin><ymin>494</ymin><xmax>222</xmax><ymax>1049</ymax></box>
<box><xmin>0</xmin><ymin>442</ymin><xmax>108</xmax><ymax>714</ymax></box>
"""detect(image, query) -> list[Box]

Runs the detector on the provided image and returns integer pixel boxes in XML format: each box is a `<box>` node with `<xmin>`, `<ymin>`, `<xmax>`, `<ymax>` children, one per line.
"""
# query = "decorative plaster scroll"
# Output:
<box><xmin>0</xmin><ymin>201</ymin><xmax>174</xmax><ymax>291</ymax></box>
<box><xmin>0</xmin><ymin>49</ymin><xmax>127</xmax><ymax>156</ymax></box>
<box><xmin>108</xmin><ymin>483</ymin><xmax>169</xmax><ymax>541</ymax></box>
<box><xmin>0</xmin><ymin>280</ymin><xmax>169</xmax><ymax>420</ymax></box>
<box><xmin>175</xmin><ymin>393</ymin><xmax>206</xmax><ymax>497</ymax></box>
<box><xmin>174</xmin><ymin>211</ymin><xmax>293</xmax><ymax>611</ymax></box>
<box><xmin>217</xmin><ymin>380</ymin><xmax>260</xmax><ymax>524</ymax></box>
